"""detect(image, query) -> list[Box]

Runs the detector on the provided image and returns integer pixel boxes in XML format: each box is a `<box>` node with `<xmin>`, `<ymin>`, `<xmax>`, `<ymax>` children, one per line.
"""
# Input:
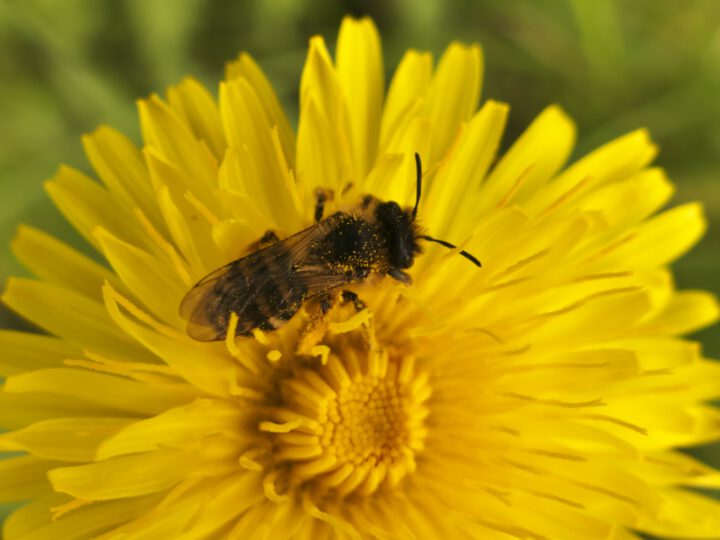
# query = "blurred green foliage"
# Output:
<box><xmin>0</xmin><ymin>0</ymin><xmax>719</xmax><ymax>520</ymax></box>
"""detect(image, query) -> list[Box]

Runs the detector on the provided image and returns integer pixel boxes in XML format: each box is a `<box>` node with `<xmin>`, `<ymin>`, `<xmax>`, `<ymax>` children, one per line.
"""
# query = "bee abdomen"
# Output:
<box><xmin>220</xmin><ymin>253</ymin><xmax>306</xmax><ymax>337</ymax></box>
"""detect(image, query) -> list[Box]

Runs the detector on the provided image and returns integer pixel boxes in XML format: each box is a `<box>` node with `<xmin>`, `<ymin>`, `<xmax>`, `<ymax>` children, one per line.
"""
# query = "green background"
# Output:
<box><xmin>1</xmin><ymin>0</ymin><xmax>718</xmax><ymax>527</ymax></box>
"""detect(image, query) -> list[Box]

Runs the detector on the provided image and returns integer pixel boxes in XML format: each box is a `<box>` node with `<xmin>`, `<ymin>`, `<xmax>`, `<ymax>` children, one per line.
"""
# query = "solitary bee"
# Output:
<box><xmin>180</xmin><ymin>153</ymin><xmax>480</xmax><ymax>341</ymax></box>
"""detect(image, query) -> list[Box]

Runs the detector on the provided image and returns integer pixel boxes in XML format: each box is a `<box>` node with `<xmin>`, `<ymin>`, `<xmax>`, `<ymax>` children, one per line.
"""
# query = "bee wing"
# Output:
<box><xmin>178</xmin><ymin>262</ymin><xmax>241</xmax><ymax>340</ymax></box>
<box><xmin>179</xmin><ymin>220</ymin><xmax>350</xmax><ymax>341</ymax></box>
<box><xmin>179</xmin><ymin>260</ymin><xmax>254</xmax><ymax>341</ymax></box>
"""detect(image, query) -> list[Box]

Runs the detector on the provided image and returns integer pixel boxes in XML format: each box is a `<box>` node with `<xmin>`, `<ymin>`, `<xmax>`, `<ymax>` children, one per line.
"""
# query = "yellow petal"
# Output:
<box><xmin>0</xmin><ymin>455</ymin><xmax>58</xmax><ymax>503</ymax></box>
<box><xmin>0</xmin><ymin>388</ymin><xmax>113</xmax><ymax>431</ymax></box>
<box><xmin>49</xmin><ymin>450</ymin><xmax>191</xmax><ymax>500</ymax></box>
<box><xmin>296</xmin><ymin>96</ymin><xmax>347</xmax><ymax>198</ymax></box>
<box><xmin>596</xmin><ymin>400</ymin><xmax>720</xmax><ymax>450</ymax></box>
<box><xmin>380</xmin><ymin>50</ymin><xmax>432</xmax><ymax>151</ymax></box>
<box><xmin>479</xmin><ymin>105</ymin><xmax>576</xmax><ymax>215</ymax></box>
<box><xmin>167</xmin><ymin>77</ymin><xmax>226</xmax><ymax>160</ymax></box>
<box><xmin>110</xmin><ymin>482</ymin><xmax>204</xmax><ymax>538</ymax></box>
<box><xmin>425</xmin><ymin>100</ymin><xmax>509</xmax><ymax>240</ymax></box>
<box><xmin>153</xmin><ymin>182</ymin><xmax>223</xmax><ymax>279</ymax></box>
<box><xmin>3</xmin><ymin>492</ymin><xmax>159</xmax><ymax>540</ymax></box>
<box><xmin>633</xmin><ymin>451</ymin><xmax>720</xmax><ymax>488</ymax></box>
<box><xmin>82</xmin><ymin>126</ymin><xmax>164</xmax><ymax>229</ymax></box>
<box><xmin>102</xmin><ymin>283</ymin><xmax>236</xmax><ymax>397</ymax></box>
<box><xmin>216</xmin><ymin>147</ymin><xmax>284</xmax><ymax>237</ymax></box>
<box><xmin>548</xmin><ymin>129</ymin><xmax>658</xmax><ymax>200</ymax></box>
<box><xmin>493</xmin><ymin>348</ymin><xmax>639</xmax><ymax>394</ymax></box>
<box><xmin>97</xmin><ymin>399</ymin><xmax>247</xmax><ymax>460</ymax></box>
<box><xmin>423</xmin><ymin>42</ymin><xmax>483</xmax><ymax>165</ymax></box>
<box><xmin>95</xmin><ymin>227</ymin><xmax>185</xmax><ymax>326</ymax></box>
<box><xmin>300</xmin><ymin>36</ymin><xmax>343</xmax><ymax>123</ymax></box>
<box><xmin>336</xmin><ymin>17</ymin><xmax>384</xmax><ymax>178</ymax></box>
<box><xmin>219</xmin><ymin>78</ymin><xmax>302</xmax><ymax>231</ymax></box>
<box><xmin>218</xmin><ymin>154</ymin><xmax>277</xmax><ymax>230</ymax></box>
<box><xmin>382</xmin><ymin>114</ymin><xmax>432</xmax><ymax>161</ymax></box>
<box><xmin>142</xmin><ymin>143</ymin><xmax>220</xmax><ymax>217</ymax></box>
<box><xmin>362</xmin><ymin>153</ymin><xmax>414</xmax><ymax>209</ymax></box>
<box><xmin>0</xmin><ymin>417</ymin><xmax>133</xmax><ymax>462</ymax></box>
<box><xmin>650</xmin><ymin>290</ymin><xmax>719</xmax><ymax>335</ymax></box>
<box><xmin>2</xmin><ymin>277</ymin><xmax>152</xmax><ymax>361</ymax></box>
<box><xmin>528</xmin><ymin>290</ymin><xmax>653</xmax><ymax>346</ymax></box>
<box><xmin>567</xmin><ymin>167</ymin><xmax>674</xmax><ymax>228</ymax></box>
<box><xmin>11</xmin><ymin>225</ymin><xmax>117</xmax><ymax>302</ymax></box>
<box><xmin>138</xmin><ymin>95</ymin><xmax>217</xmax><ymax>188</ymax></box>
<box><xmin>92</xmin><ymin>477</ymin><xmax>227</xmax><ymax>539</ymax></box>
<box><xmin>299</xmin><ymin>36</ymin><xmax>354</xmax><ymax>184</ymax></box>
<box><xmin>613</xmin><ymin>337</ymin><xmax>699</xmax><ymax>371</ymax></box>
<box><xmin>4</xmin><ymin>367</ymin><xmax>196</xmax><ymax>416</ymax></box>
<box><xmin>45</xmin><ymin>166</ymin><xmax>152</xmax><ymax>254</ymax></box>
<box><xmin>636</xmin><ymin>488</ymin><xmax>720</xmax><ymax>538</ymax></box>
<box><xmin>602</xmin><ymin>203</ymin><xmax>707</xmax><ymax>269</ymax></box>
<box><xmin>491</xmin><ymin>267</ymin><xmax>664</xmax><ymax>333</ymax></box>
<box><xmin>617</xmin><ymin>360</ymin><xmax>720</xmax><ymax>403</ymax></box>
<box><xmin>225</xmin><ymin>52</ymin><xmax>295</xmax><ymax>167</ymax></box>
<box><xmin>0</xmin><ymin>330</ymin><xmax>79</xmax><ymax>377</ymax></box>
<box><xmin>219</xmin><ymin>78</ymin><xmax>273</xmax><ymax>162</ymax></box>
<box><xmin>211</xmin><ymin>219</ymin><xmax>261</xmax><ymax>262</ymax></box>
<box><xmin>181</xmin><ymin>473</ymin><xmax>265</xmax><ymax>538</ymax></box>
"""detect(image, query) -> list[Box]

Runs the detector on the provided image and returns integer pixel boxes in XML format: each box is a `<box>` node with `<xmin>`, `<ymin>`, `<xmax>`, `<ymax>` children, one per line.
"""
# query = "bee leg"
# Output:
<box><xmin>319</xmin><ymin>292</ymin><xmax>335</xmax><ymax>314</ymax></box>
<box><xmin>340</xmin><ymin>182</ymin><xmax>354</xmax><ymax>197</ymax></box>
<box><xmin>258</xmin><ymin>230</ymin><xmax>280</xmax><ymax>247</ymax></box>
<box><xmin>314</xmin><ymin>188</ymin><xmax>335</xmax><ymax>222</ymax></box>
<box><xmin>389</xmin><ymin>268</ymin><xmax>412</xmax><ymax>285</ymax></box>
<box><xmin>247</xmin><ymin>230</ymin><xmax>280</xmax><ymax>251</ymax></box>
<box><xmin>341</xmin><ymin>290</ymin><xmax>367</xmax><ymax>312</ymax></box>
<box><xmin>317</xmin><ymin>290</ymin><xmax>365</xmax><ymax>315</ymax></box>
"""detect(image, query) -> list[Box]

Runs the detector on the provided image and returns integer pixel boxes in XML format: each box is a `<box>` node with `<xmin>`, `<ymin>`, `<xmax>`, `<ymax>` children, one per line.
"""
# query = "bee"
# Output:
<box><xmin>180</xmin><ymin>153</ymin><xmax>481</xmax><ymax>341</ymax></box>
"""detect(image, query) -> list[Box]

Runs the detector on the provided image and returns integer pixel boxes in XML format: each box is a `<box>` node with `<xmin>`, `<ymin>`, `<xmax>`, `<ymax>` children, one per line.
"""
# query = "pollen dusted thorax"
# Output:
<box><xmin>310</xmin><ymin>212</ymin><xmax>391</xmax><ymax>277</ymax></box>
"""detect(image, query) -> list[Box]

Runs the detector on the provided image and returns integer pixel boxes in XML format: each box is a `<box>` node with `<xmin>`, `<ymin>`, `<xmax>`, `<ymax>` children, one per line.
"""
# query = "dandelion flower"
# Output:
<box><xmin>2</xmin><ymin>16</ymin><xmax>720</xmax><ymax>540</ymax></box>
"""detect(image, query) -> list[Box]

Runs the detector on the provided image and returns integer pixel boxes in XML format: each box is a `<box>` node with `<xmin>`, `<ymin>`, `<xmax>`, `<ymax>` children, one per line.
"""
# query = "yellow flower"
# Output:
<box><xmin>2</xmin><ymin>15</ymin><xmax>720</xmax><ymax>539</ymax></box>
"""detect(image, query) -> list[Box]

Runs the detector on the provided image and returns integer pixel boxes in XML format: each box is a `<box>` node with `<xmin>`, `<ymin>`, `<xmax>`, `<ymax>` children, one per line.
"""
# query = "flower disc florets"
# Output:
<box><xmin>264</xmin><ymin>344</ymin><xmax>429</xmax><ymax>498</ymax></box>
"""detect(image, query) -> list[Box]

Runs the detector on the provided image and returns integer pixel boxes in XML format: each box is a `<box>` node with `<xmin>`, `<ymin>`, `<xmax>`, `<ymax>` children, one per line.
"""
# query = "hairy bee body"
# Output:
<box><xmin>180</xmin><ymin>154</ymin><xmax>480</xmax><ymax>342</ymax></box>
<box><xmin>180</xmin><ymin>198</ymin><xmax>420</xmax><ymax>341</ymax></box>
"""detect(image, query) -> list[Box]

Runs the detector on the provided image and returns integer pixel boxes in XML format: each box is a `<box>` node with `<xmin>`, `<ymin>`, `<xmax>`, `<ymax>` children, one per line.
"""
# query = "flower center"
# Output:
<box><xmin>262</xmin><ymin>347</ymin><xmax>430</xmax><ymax>498</ymax></box>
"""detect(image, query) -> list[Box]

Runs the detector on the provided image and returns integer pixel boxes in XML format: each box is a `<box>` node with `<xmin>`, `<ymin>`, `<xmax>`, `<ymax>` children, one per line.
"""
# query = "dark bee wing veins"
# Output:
<box><xmin>180</xmin><ymin>218</ymin><xmax>355</xmax><ymax>341</ymax></box>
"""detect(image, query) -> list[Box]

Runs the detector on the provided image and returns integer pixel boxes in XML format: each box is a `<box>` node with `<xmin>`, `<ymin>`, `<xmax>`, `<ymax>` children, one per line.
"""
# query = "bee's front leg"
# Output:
<box><xmin>314</xmin><ymin>188</ymin><xmax>335</xmax><ymax>222</ymax></box>
<box><xmin>388</xmin><ymin>268</ymin><xmax>412</xmax><ymax>285</ymax></box>
<box><xmin>317</xmin><ymin>290</ymin><xmax>365</xmax><ymax>314</ymax></box>
<box><xmin>258</xmin><ymin>230</ymin><xmax>279</xmax><ymax>246</ymax></box>
<box><xmin>247</xmin><ymin>230</ymin><xmax>279</xmax><ymax>251</ymax></box>
<box><xmin>319</xmin><ymin>292</ymin><xmax>335</xmax><ymax>314</ymax></box>
<box><xmin>340</xmin><ymin>290</ymin><xmax>367</xmax><ymax>312</ymax></box>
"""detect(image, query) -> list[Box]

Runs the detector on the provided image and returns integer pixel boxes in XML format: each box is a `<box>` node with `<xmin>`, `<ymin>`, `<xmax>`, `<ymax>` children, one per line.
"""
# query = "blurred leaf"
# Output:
<box><xmin>125</xmin><ymin>0</ymin><xmax>205</xmax><ymax>88</ymax></box>
<box><xmin>569</xmin><ymin>0</ymin><xmax>626</xmax><ymax>89</ymax></box>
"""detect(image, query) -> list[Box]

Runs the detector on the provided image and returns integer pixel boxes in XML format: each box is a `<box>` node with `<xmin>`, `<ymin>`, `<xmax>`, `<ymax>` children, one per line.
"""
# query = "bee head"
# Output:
<box><xmin>375</xmin><ymin>201</ymin><xmax>422</xmax><ymax>269</ymax></box>
<box><xmin>374</xmin><ymin>153</ymin><xmax>481</xmax><ymax>276</ymax></box>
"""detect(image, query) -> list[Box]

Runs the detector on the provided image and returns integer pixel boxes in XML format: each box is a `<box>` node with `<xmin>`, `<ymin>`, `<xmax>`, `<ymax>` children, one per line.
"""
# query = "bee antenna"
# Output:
<box><xmin>412</xmin><ymin>152</ymin><xmax>422</xmax><ymax>221</ymax></box>
<box><xmin>420</xmin><ymin>235</ymin><xmax>482</xmax><ymax>268</ymax></box>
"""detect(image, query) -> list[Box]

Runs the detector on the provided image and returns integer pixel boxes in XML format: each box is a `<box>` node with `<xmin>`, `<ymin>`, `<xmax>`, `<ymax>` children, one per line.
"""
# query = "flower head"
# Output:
<box><xmin>2</xmin><ymin>16</ymin><xmax>720</xmax><ymax>540</ymax></box>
